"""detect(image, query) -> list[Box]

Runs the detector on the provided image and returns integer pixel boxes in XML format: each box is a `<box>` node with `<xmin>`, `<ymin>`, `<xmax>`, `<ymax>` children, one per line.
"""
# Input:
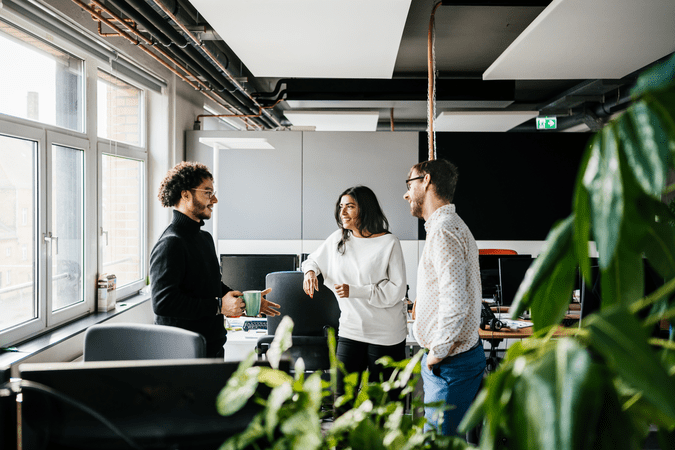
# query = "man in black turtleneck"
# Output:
<box><xmin>149</xmin><ymin>161</ymin><xmax>280</xmax><ymax>358</ymax></box>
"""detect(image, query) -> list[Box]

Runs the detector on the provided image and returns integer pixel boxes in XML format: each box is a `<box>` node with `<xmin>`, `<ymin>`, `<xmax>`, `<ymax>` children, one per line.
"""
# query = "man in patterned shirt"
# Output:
<box><xmin>403</xmin><ymin>159</ymin><xmax>486</xmax><ymax>436</ymax></box>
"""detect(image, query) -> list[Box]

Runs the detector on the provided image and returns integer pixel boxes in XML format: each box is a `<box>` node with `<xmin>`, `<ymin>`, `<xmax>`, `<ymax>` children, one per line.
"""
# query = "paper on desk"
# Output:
<box><xmin>502</xmin><ymin>319</ymin><xmax>533</xmax><ymax>329</ymax></box>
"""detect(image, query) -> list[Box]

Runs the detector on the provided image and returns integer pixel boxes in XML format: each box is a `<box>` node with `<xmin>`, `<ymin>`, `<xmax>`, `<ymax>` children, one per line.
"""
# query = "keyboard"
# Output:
<box><xmin>242</xmin><ymin>319</ymin><xmax>267</xmax><ymax>332</ymax></box>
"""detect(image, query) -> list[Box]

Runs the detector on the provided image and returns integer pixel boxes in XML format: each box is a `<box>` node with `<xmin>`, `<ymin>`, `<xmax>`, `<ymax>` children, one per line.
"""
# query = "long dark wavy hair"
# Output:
<box><xmin>334</xmin><ymin>185</ymin><xmax>390</xmax><ymax>255</ymax></box>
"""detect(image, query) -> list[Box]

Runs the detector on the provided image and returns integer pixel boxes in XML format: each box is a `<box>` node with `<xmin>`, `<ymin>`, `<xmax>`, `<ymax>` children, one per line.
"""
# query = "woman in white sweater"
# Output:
<box><xmin>302</xmin><ymin>185</ymin><xmax>407</xmax><ymax>407</ymax></box>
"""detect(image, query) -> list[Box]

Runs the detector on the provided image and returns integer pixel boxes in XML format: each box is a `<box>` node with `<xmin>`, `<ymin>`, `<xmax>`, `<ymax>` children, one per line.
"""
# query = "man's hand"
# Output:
<box><xmin>260</xmin><ymin>288</ymin><xmax>280</xmax><ymax>316</ymax></box>
<box><xmin>426</xmin><ymin>354</ymin><xmax>443</xmax><ymax>372</ymax></box>
<box><xmin>334</xmin><ymin>283</ymin><xmax>349</xmax><ymax>298</ymax></box>
<box><xmin>221</xmin><ymin>290</ymin><xmax>245</xmax><ymax>317</ymax></box>
<box><xmin>303</xmin><ymin>271</ymin><xmax>319</xmax><ymax>298</ymax></box>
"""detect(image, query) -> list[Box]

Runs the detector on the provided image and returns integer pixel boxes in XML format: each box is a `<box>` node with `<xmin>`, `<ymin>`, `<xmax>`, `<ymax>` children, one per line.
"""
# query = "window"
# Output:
<box><xmin>101</xmin><ymin>152</ymin><xmax>145</xmax><ymax>291</ymax></box>
<box><xmin>0</xmin><ymin>133</ymin><xmax>37</xmax><ymax>336</ymax></box>
<box><xmin>0</xmin><ymin>12</ymin><xmax>153</xmax><ymax>347</ymax></box>
<box><xmin>0</xmin><ymin>19</ymin><xmax>84</xmax><ymax>132</ymax></box>
<box><xmin>97</xmin><ymin>70</ymin><xmax>144</xmax><ymax>147</ymax></box>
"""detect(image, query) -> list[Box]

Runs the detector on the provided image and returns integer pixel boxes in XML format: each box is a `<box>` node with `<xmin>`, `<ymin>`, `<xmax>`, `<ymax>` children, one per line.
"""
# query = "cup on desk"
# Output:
<box><xmin>242</xmin><ymin>290</ymin><xmax>261</xmax><ymax>316</ymax></box>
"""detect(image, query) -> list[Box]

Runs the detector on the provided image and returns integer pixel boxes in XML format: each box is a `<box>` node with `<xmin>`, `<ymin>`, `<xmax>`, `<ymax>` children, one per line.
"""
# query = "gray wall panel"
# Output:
<box><xmin>187</xmin><ymin>131</ymin><xmax>303</xmax><ymax>240</ymax></box>
<box><xmin>302</xmin><ymin>132</ymin><xmax>419</xmax><ymax>240</ymax></box>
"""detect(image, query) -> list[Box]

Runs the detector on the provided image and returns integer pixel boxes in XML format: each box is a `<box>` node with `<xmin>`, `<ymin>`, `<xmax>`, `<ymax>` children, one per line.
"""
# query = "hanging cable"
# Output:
<box><xmin>427</xmin><ymin>2</ymin><xmax>442</xmax><ymax>161</ymax></box>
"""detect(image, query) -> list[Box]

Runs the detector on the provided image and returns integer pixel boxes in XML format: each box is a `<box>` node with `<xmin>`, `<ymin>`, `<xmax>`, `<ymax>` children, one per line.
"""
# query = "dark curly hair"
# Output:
<box><xmin>158</xmin><ymin>161</ymin><xmax>213</xmax><ymax>207</ymax></box>
<box><xmin>334</xmin><ymin>185</ymin><xmax>390</xmax><ymax>255</ymax></box>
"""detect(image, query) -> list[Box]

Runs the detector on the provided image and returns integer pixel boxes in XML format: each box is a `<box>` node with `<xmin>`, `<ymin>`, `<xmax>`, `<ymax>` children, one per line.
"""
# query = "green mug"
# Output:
<box><xmin>243</xmin><ymin>290</ymin><xmax>261</xmax><ymax>316</ymax></box>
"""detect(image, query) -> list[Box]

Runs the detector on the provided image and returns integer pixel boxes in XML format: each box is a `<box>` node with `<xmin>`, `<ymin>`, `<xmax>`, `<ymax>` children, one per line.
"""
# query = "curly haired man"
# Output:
<box><xmin>149</xmin><ymin>161</ymin><xmax>279</xmax><ymax>357</ymax></box>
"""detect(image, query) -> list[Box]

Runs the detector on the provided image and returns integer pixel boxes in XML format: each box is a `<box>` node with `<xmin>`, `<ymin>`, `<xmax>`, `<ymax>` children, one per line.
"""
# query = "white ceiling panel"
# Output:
<box><xmin>484</xmin><ymin>0</ymin><xmax>675</xmax><ymax>80</ymax></box>
<box><xmin>188</xmin><ymin>0</ymin><xmax>412</xmax><ymax>78</ymax></box>
<box><xmin>435</xmin><ymin>111</ymin><xmax>538</xmax><ymax>132</ymax></box>
<box><xmin>284</xmin><ymin>111</ymin><xmax>380</xmax><ymax>131</ymax></box>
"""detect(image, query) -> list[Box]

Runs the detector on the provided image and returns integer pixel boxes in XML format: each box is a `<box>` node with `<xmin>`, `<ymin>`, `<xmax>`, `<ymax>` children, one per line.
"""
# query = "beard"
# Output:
<box><xmin>190</xmin><ymin>196</ymin><xmax>212</xmax><ymax>221</ymax></box>
<box><xmin>408</xmin><ymin>191</ymin><xmax>424</xmax><ymax>219</ymax></box>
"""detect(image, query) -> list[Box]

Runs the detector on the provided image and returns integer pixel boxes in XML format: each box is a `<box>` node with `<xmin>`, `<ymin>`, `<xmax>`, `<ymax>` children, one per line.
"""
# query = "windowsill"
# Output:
<box><xmin>0</xmin><ymin>293</ymin><xmax>151</xmax><ymax>369</ymax></box>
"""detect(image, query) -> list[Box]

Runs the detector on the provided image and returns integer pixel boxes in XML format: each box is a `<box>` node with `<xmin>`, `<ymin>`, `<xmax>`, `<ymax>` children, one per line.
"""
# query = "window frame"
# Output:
<box><xmin>98</xmin><ymin>140</ymin><xmax>148</xmax><ymax>300</ymax></box>
<box><xmin>0</xmin><ymin>9</ymin><xmax>154</xmax><ymax>346</ymax></box>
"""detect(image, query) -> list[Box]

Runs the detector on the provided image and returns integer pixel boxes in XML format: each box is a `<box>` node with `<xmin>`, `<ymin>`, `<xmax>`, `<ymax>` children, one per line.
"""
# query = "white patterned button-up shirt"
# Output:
<box><xmin>413</xmin><ymin>204</ymin><xmax>482</xmax><ymax>360</ymax></box>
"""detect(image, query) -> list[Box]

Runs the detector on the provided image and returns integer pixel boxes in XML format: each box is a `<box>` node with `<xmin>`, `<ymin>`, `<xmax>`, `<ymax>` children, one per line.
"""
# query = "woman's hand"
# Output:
<box><xmin>334</xmin><ymin>283</ymin><xmax>349</xmax><ymax>298</ymax></box>
<box><xmin>303</xmin><ymin>271</ymin><xmax>319</xmax><ymax>298</ymax></box>
<box><xmin>260</xmin><ymin>288</ymin><xmax>280</xmax><ymax>316</ymax></box>
<box><xmin>221</xmin><ymin>290</ymin><xmax>245</xmax><ymax>317</ymax></box>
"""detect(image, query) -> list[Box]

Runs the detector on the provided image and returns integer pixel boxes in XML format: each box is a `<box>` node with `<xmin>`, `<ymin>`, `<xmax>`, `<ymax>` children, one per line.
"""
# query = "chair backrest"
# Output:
<box><xmin>265</xmin><ymin>271</ymin><xmax>340</xmax><ymax>336</ymax></box>
<box><xmin>479</xmin><ymin>249</ymin><xmax>518</xmax><ymax>255</ymax></box>
<box><xmin>83</xmin><ymin>323</ymin><xmax>206</xmax><ymax>361</ymax></box>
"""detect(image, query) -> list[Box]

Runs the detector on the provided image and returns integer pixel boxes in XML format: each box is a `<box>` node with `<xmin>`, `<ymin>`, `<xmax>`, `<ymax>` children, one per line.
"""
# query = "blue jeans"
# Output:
<box><xmin>421</xmin><ymin>343</ymin><xmax>486</xmax><ymax>436</ymax></box>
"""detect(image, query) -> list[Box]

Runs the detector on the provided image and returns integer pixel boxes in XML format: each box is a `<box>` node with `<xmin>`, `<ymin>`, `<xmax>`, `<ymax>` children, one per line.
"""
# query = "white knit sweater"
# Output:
<box><xmin>302</xmin><ymin>229</ymin><xmax>408</xmax><ymax>345</ymax></box>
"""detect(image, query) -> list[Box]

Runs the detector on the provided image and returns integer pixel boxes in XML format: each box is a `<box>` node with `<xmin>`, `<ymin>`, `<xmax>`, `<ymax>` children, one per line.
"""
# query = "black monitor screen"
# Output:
<box><xmin>498</xmin><ymin>256</ymin><xmax>534</xmax><ymax>306</ymax></box>
<box><xmin>19</xmin><ymin>359</ymin><xmax>284</xmax><ymax>450</ymax></box>
<box><xmin>220</xmin><ymin>254</ymin><xmax>299</xmax><ymax>291</ymax></box>
<box><xmin>479</xmin><ymin>254</ymin><xmax>531</xmax><ymax>299</ymax></box>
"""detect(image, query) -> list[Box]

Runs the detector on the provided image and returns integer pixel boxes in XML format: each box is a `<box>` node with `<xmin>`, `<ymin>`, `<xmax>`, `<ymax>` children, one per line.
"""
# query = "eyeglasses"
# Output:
<box><xmin>405</xmin><ymin>176</ymin><xmax>424</xmax><ymax>191</ymax></box>
<box><xmin>192</xmin><ymin>188</ymin><xmax>217</xmax><ymax>199</ymax></box>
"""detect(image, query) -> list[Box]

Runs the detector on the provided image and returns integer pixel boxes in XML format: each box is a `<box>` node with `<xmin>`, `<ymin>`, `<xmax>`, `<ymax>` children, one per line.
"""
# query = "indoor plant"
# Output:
<box><xmin>459</xmin><ymin>53</ymin><xmax>675</xmax><ymax>450</ymax></box>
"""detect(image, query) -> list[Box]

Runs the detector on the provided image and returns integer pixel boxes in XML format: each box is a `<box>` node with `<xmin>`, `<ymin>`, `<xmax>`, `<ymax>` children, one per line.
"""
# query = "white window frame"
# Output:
<box><xmin>98</xmin><ymin>140</ymin><xmax>147</xmax><ymax>300</ymax></box>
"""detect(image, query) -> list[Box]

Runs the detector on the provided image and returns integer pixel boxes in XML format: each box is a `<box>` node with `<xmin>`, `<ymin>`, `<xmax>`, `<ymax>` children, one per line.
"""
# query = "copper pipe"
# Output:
<box><xmin>428</xmin><ymin>2</ymin><xmax>442</xmax><ymax>161</ymax></box>
<box><xmin>74</xmin><ymin>0</ymin><xmax>257</xmax><ymax>128</ymax></box>
<box><xmin>146</xmin><ymin>0</ymin><xmax>281</xmax><ymax>128</ymax></box>
<box><xmin>390</xmin><ymin>107</ymin><xmax>395</xmax><ymax>131</ymax></box>
<box><xmin>195</xmin><ymin>98</ymin><xmax>283</xmax><ymax>123</ymax></box>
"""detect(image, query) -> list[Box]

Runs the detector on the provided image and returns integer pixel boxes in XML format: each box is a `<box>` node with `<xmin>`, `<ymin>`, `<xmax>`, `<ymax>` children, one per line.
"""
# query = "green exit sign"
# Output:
<box><xmin>536</xmin><ymin>116</ymin><xmax>557</xmax><ymax>129</ymax></box>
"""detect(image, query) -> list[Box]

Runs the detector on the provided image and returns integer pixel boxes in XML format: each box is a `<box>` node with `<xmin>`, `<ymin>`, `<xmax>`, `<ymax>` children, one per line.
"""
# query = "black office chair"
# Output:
<box><xmin>257</xmin><ymin>271</ymin><xmax>340</xmax><ymax>372</ymax></box>
<box><xmin>83</xmin><ymin>323</ymin><xmax>207</xmax><ymax>361</ymax></box>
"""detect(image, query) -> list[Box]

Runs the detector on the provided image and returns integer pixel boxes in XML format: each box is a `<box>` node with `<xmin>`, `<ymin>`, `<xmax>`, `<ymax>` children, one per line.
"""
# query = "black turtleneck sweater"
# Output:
<box><xmin>149</xmin><ymin>210</ymin><xmax>232</xmax><ymax>357</ymax></box>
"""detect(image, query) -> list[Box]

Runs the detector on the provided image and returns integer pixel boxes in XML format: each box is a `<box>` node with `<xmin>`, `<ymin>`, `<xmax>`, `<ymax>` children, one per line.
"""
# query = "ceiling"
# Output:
<box><xmin>72</xmin><ymin>0</ymin><xmax>675</xmax><ymax>132</ymax></box>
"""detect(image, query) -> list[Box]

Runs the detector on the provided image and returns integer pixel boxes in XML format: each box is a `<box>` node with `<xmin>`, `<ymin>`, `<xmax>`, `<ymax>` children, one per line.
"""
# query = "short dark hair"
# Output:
<box><xmin>334</xmin><ymin>185</ymin><xmax>390</xmax><ymax>254</ymax></box>
<box><xmin>158</xmin><ymin>161</ymin><xmax>213</xmax><ymax>207</ymax></box>
<box><xmin>410</xmin><ymin>159</ymin><xmax>458</xmax><ymax>202</ymax></box>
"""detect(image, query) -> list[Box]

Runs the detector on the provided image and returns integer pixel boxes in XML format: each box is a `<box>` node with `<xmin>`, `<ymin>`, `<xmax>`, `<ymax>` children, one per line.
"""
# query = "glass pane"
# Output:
<box><xmin>97</xmin><ymin>70</ymin><xmax>144</xmax><ymax>146</ymax></box>
<box><xmin>0</xmin><ymin>134</ymin><xmax>37</xmax><ymax>332</ymax></box>
<box><xmin>101</xmin><ymin>154</ymin><xmax>143</xmax><ymax>288</ymax></box>
<box><xmin>0</xmin><ymin>19</ymin><xmax>84</xmax><ymax>132</ymax></box>
<box><xmin>51</xmin><ymin>145</ymin><xmax>84</xmax><ymax>311</ymax></box>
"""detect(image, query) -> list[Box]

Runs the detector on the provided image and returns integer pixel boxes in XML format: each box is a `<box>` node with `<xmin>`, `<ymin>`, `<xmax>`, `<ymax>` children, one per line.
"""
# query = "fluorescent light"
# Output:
<box><xmin>199</xmin><ymin>137</ymin><xmax>275</xmax><ymax>150</ymax></box>
<box><xmin>284</xmin><ymin>111</ymin><xmax>380</xmax><ymax>131</ymax></box>
<box><xmin>484</xmin><ymin>0</ymin><xmax>675</xmax><ymax>80</ymax></box>
<box><xmin>186</xmin><ymin>0</ymin><xmax>412</xmax><ymax>78</ymax></box>
<box><xmin>435</xmin><ymin>111</ymin><xmax>538</xmax><ymax>132</ymax></box>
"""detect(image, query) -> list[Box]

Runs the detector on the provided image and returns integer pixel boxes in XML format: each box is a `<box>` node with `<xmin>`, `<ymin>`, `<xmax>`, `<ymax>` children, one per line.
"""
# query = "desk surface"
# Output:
<box><xmin>479</xmin><ymin>323</ymin><xmax>578</xmax><ymax>340</ymax></box>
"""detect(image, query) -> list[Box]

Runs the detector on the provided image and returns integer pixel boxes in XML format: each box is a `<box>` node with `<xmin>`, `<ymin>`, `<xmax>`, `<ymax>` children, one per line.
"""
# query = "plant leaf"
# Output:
<box><xmin>630</xmin><ymin>53</ymin><xmax>675</xmax><ymax>98</ymax></box>
<box><xmin>511</xmin><ymin>215</ymin><xmax>574</xmax><ymax>318</ymax></box>
<box><xmin>583</xmin><ymin>127</ymin><xmax>624</xmax><ymax>269</ymax></box>
<box><xmin>584</xmin><ymin>306</ymin><xmax>675</xmax><ymax>420</ymax></box>
<box><xmin>267</xmin><ymin>315</ymin><xmax>294</xmax><ymax>369</ymax></box>
<box><xmin>216</xmin><ymin>352</ymin><xmax>260</xmax><ymax>416</ymax></box>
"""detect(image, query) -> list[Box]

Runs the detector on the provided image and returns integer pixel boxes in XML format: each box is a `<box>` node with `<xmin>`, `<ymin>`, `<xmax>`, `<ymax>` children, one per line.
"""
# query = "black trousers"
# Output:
<box><xmin>335</xmin><ymin>336</ymin><xmax>406</xmax><ymax>412</ymax></box>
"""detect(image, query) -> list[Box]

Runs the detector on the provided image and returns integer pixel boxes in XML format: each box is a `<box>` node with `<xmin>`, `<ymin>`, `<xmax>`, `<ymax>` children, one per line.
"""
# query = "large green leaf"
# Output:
<box><xmin>583</xmin><ymin>127</ymin><xmax>624</xmax><ymax>269</ymax></box>
<box><xmin>618</xmin><ymin>103</ymin><xmax>669</xmax><ymax>198</ymax></box>
<box><xmin>630</xmin><ymin>53</ymin><xmax>675</xmax><ymax>98</ymax></box>
<box><xmin>584</xmin><ymin>306</ymin><xmax>675</xmax><ymax>420</ymax></box>
<box><xmin>217</xmin><ymin>352</ymin><xmax>260</xmax><ymax>416</ymax></box>
<box><xmin>639</xmin><ymin>197</ymin><xmax>675</xmax><ymax>280</ymax></box>
<box><xmin>573</xmin><ymin>142</ymin><xmax>594</xmax><ymax>283</ymax></box>
<box><xmin>529</xmin><ymin>249</ymin><xmax>578</xmax><ymax>332</ymax></box>
<box><xmin>511</xmin><ymin>215</ymin><xmax>575</xmax><ymax>319</ymax></box>
<box><xmin>600</xmin><ymin>244</ymin><xmax>644</xmax><ymax>308</ymax></box>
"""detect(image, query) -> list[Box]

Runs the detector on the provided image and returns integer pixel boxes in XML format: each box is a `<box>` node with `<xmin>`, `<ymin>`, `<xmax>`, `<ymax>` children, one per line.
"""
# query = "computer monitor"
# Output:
<box><xmin>18</xmin><ymin>358</ymin><xmax>285</xmax><ymax>450</ymax></box>
<box><xmin>479</xmin><ymin>254</ymin><xmax>532</xmax><ymax>300</ymax></box>
<box><xmin>497</xmin><ymin>256</ymin><xmax>534</xmax><ymax>307</ymax></box>
<box><xmin>220</xmin><ymin>254</ymin><xmax>299</xmax><ymax>291</ymax></box>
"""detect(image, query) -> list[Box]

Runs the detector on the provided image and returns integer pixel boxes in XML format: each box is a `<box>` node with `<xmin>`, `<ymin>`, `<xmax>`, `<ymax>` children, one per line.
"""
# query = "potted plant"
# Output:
<box><xmin>459</xmin><ymin>53</ymin><xmax>675</xmax><ymax>450</ymax></box>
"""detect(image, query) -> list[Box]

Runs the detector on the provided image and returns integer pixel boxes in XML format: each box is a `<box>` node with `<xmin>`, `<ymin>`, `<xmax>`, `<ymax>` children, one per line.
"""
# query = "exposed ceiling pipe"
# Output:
<box><xmin>145</xmin><ymin>0</ymin><xmax>282</xmax><ymax>129</ymax></box>
<box><xmin>76</xmin><ymin>0</ymin><xmax>265</xmax><ymax>129</ymax></box>
<box><xmin>105</xmin><ymin>0</ymin><xmax>275</xmax><ymax>128</ymax></box>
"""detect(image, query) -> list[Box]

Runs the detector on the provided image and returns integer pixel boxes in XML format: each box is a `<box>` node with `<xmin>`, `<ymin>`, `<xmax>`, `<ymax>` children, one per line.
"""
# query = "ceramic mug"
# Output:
<box><xmin>242</xmin><ymin>290</ymin><xmax>261</xmax><ymax>316</ymax></box>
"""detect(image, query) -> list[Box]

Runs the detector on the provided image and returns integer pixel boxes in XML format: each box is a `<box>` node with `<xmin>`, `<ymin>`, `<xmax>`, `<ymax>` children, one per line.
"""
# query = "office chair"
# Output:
<box><xmin>256</xmin><ymin>271</ymin><xmax>340</xmax><ymax>372</ymax></box>
<box><xmin>478</xmin><ymin>248</ymin><xmax>518</xmax><ymax>255</ymax></box>
<box><xmin>83</xmin><ymin>323</ymin><xmax>206</xmax><ymax>361</ymax></box>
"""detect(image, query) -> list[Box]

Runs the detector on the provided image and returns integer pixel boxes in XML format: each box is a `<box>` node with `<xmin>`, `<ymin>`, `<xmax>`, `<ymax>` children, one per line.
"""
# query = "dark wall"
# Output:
<box><xmin>417</xmin><ymin>132</ymin><xmax>591</xmax><ymax>240</ymax></box>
